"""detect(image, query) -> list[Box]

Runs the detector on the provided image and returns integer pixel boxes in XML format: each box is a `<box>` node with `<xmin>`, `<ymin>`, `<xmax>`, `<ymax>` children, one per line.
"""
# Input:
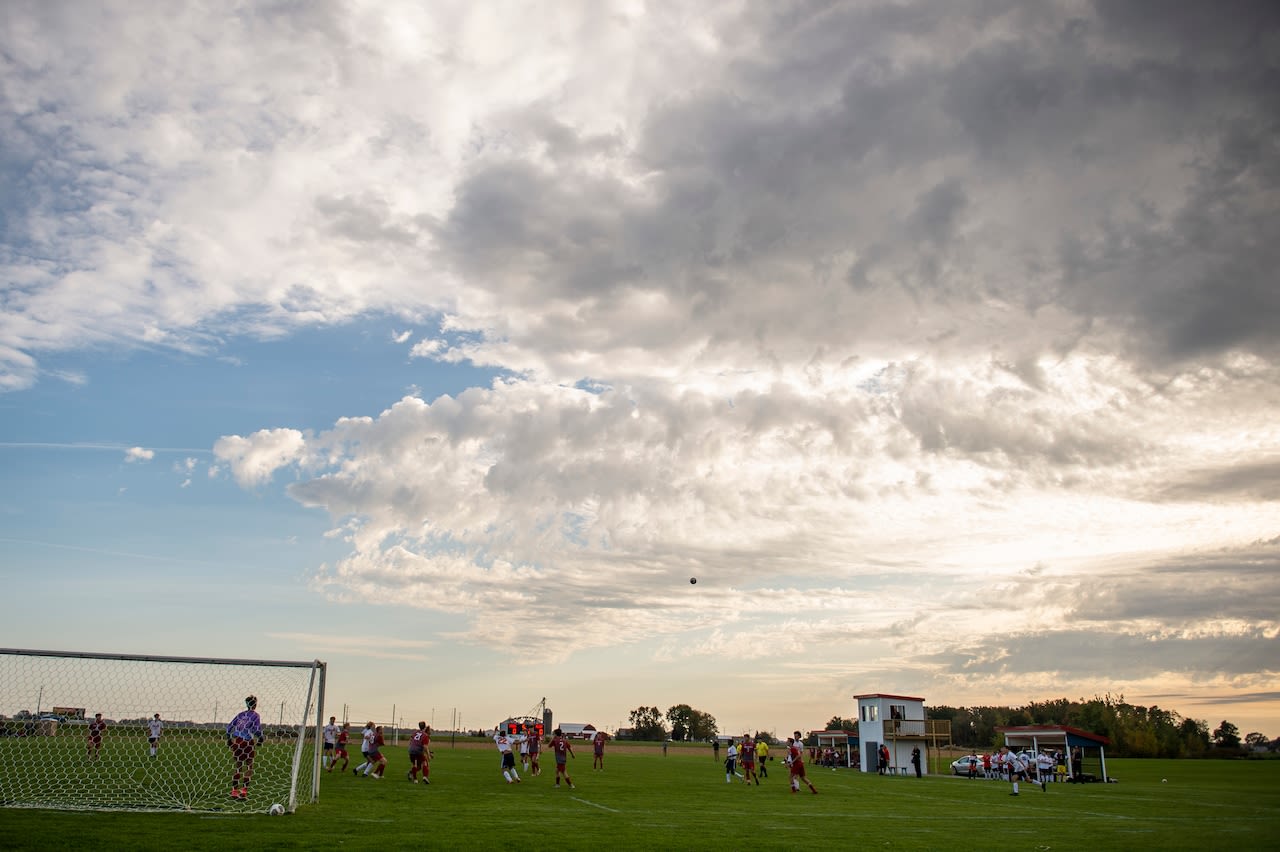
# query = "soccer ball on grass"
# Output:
<box><xmin>268</xmin><ymin>803</ymin><xmax>286</xmax><ymax>816</ymax></box>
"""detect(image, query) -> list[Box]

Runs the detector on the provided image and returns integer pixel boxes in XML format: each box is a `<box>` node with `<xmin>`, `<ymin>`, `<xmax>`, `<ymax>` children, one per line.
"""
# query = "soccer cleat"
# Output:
<box><xmin>353</xmin><ymin>769</ymin><xmax>359</xmax><ymax>776</ymax></box>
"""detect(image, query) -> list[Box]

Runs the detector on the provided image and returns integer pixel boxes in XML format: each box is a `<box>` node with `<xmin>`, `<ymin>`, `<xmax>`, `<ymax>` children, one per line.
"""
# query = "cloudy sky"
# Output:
<box><xmin>2</xmin><ymin>0</ymin><xmax>1277</xmax><ymax>738</ymax></box>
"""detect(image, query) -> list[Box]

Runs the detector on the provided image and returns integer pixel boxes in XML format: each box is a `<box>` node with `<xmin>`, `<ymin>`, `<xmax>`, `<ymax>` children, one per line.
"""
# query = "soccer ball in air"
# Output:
<box><xmin>269</xmin><ymin>803</ymin><xmax>286</xmax><ymax>816</ymax></box>
<box><xmin>690</xmin><ymin>577</ymin><xmax>697</xmax><ymax>584</ymax></box>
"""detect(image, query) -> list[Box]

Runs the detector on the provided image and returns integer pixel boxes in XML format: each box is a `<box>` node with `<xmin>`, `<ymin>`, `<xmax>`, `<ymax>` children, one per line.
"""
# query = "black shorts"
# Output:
<box><xmin>501</xmin><ymin>752</ymin><xmax>515</xmax><ymax>769</ymax></box>
<box><xmin>324</xmin><ymin>742</ymin><xmax>335</xmax><ymax>751</ymax></box>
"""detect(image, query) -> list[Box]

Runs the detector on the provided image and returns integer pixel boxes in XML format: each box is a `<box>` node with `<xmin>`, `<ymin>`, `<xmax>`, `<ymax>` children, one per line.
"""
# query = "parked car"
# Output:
<box><xmin>951</xmin><ymin>755</ymin><xmax>980</xmax><ymax>776</ymax></box>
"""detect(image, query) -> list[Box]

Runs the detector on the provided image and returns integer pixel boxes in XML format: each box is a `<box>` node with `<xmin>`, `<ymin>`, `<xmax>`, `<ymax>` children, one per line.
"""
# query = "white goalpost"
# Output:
<box><xmin>0</xmin><ymin>648</ymin><xmax>326</xmax><ymax>814</ymax></box>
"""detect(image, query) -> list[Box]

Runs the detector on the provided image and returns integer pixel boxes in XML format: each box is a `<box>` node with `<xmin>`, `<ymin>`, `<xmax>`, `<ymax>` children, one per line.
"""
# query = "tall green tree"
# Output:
<box><xmin>627</xmin><ymin>706</ymin><xmax>667</xmax><ymax>741</ymax></box>
<box><xmin>1213</xmin><ymin>720</ymin><xmax>1241</xmax><ymax>749</ymax></box>
<box><xmin>666</xmin><ymin>704</ymin><xmax>694</xmax><ymax>741</ymax></box>
<box><xmin>666</xmin><ymin>704</ymin><xmax>718</xmax><ymax>741</ymax></box>
<box><xmin>689</xmin><ymin>709</ymin><xmax>718</xmax><ymax>741</ymax></box>
<box><xmin>1180</xmin><ymin>717</ymin><xmax>1210</xmax><ymax>755</ymax></box>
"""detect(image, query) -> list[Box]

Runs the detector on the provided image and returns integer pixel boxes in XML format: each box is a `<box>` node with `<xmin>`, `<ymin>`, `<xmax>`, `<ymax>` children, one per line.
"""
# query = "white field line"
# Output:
<box><xmin>571</xmin><ymin>796</ymin><xmax>620</xmax><ymax>812</ymax></box>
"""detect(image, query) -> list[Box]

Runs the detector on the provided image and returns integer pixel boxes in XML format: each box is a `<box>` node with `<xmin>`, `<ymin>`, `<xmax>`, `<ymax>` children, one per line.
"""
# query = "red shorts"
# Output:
<box><xmin>790</xmin><ymin>762</ymin><xmax>807</xmax><ymax>778</ymax></box>
<box><xmin>229</xmin><ymin>738</ymin><xmax>256</xmax><ymax>763</ymax></box>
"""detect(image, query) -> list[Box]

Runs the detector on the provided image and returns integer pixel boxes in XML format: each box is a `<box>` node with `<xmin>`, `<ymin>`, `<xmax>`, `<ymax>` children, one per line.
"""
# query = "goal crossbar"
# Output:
<box><xmin>1</xmin><ymin>648</ymin><xmax>322</xmax><ymax>668</ymax></box>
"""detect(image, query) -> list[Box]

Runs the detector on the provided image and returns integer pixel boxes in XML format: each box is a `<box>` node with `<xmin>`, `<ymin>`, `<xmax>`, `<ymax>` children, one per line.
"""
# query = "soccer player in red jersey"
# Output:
<box><xmin>527</xmin><ymin>726</ymin><xmax>543</xmax><ymax>776</ymax></box>
<box><xmin>86</xmin><ymin>713</ymin><xmax>106</xmax><ymax>762</ymax></box>
<box><xmin>786</xmin><ymin>732</ymin><xmax>818</xmax><ymax>794</ymax></box>
<box><xmin>225</xmin><ymin>696</ymin><xmax>264</xmax><ymax>799</ymax></box>
<box><xmin>330</xmin><ymin>723</ymin><xmax>350</xmax><ymax>773</ymax></box>
<box><xmin>592</xmin><ymin>730</ymin><xmax>607</xmax><ymax>770</ymax></box>
<box><xmin>740</xmin><ymin>734</ymin><xmax>758</xmax><ymax>785</ymax></box>
<box><xmin>549</xmin><ymin>728</ymin><xmax>576</xmax><ymax>789</ymax></box>
<box><xmin>407</xmin><ymin>722</ymin><xmax>432</xmax><ymax>783</ymax></box>
<box><xmin>372</xmin><ymin>726</ymin><xmax>388</xmax><ymax>778</ymax></box>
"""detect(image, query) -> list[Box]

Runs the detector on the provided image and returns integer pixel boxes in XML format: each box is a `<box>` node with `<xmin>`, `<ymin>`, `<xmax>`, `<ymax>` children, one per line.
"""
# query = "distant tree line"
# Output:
<box><xmin>626</xmin><ymin>695</ymin><xmax>1273</xmax><ymax>756</ymax></box>
<box><xmin>924</xmin><ymin>695</ymin><xmax>1268</xmax><ymax>758</ymax></box>
<box><xmin>626</xmin><ymin>704</ymin><xmax>719</xmax><ymax>741</ymax></box>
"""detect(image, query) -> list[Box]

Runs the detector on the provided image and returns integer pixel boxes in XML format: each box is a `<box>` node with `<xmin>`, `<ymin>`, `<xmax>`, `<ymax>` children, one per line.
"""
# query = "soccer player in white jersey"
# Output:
<box><xmin>355</xmin><ymin>721</ymin><xmax>386</xmax><ymax>778</ymax></box>
<box><xmin>1036</xmin><ymin>751</ymin><xmax>1054</xmax><ymax>786</ymax></box>
<box><xmin>322</xmin><ymin>716</ymin><xmax>339</xmax><ymax>769</ymax></box>
<box><xmin>494</xmin><ymin>728</ymin><xmax>522</xmax><ymax>784</ymax></box>
<box><xmin>147</xmin><ymin>713</ymin><xmax>164</xmax><ymax>758</ymax></box>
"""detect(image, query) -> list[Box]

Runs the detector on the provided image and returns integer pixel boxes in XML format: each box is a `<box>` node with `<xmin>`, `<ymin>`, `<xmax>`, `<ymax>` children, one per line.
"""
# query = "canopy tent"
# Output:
<box><xmin>996</xmin><ymin>725</ymin><xmax>1111</xmax><ymax>782</ymax></box>
<box><xmin>810</xmin><ymin>730</ymin><xmax>857</xmax><ymax>768</ymax></box>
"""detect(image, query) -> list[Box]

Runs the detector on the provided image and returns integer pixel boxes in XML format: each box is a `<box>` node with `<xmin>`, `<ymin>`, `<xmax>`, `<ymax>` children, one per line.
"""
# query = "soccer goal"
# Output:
<box><xmin>0</xmin><ymin>648</ymin><xmax>326</xmax><ymax>814</ymax></box>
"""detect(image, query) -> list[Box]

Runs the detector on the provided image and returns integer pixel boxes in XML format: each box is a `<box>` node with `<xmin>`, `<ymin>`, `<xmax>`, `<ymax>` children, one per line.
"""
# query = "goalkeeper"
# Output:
<box><xmin>226</xmin><ymin>695</ymin><xmax>264</xmax><ymax>801</ymax></box>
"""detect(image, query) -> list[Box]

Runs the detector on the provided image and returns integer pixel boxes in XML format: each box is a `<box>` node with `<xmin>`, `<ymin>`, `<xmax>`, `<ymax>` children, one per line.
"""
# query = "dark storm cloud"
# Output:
<box><xmin>1181</xmin><ymin>691</ymin><xmax>1280</xmax><ymax>706</ymax></box>
<box><xmin>979</xmin><ymin>538</ymin><xmax>1280</xmax><ymax>625</ymax></box>
<box><xmin>931</xmin><ymin>628</ymin><xmax>1279</xmax><ymax>678</ymax></box>
<box><xmin>916</xmin><ymin>538</ymin><xmax>1280</xmax><ymax>683</ymax></box>
<box><xmin>1091</xmin><ymin>0</ymin><xmax>1280</xmax><ymax>55</ymax></box>
<box><xmin>430</xmin><ymin>160</ymin><xmax>645</xmax><ymax>300</ymax></box>
<box><xmin>425</xmin><ymin>0</ymin><xmax>1280</xmax><ymax>374</ymax></box>
<box><xmin>1155</xmin><ymin>460</ymin><xmax>1280</xmax><ymax>503</ymax></box>
<box><xmin>315</xmin><ymin>195</ymin><xmax>421</xmax><ymax>246</ymax></box>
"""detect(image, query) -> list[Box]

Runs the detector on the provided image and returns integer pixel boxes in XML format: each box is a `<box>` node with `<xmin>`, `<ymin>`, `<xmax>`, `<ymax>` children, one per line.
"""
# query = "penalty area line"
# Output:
<box><xmin>571</xmin><ymin>796</ymin><xmax>620</xmax><ymax>813</ymax></box>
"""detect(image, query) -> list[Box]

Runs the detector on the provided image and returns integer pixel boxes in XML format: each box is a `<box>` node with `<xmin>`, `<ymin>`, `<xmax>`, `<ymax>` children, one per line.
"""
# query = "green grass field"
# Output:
<box><xmin>0</xmin><ymin>725</ymin><xmax>313</xmax><ymax>814</ymax></box>
<box><xmin>1</xmin><ymin>741</ymin><xmax>1277</xmax><ymax>850</ymax></box>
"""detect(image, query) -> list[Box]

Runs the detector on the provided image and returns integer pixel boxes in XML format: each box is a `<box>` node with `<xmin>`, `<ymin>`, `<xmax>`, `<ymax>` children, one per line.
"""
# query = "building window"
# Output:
<box><xmin>861</xmin><ymin>705</ymin><xmax>878</xmax><ymax>722</ymax></box>
<box><xmin>890</xmin><ymin>705</ymin><xmax>904</xmax><ymax>720</ymax></box>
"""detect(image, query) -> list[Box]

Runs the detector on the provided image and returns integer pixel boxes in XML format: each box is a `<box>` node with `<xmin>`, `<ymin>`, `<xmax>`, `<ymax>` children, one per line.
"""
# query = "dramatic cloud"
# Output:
<box><xmin>7</xmin><ymin>1</ymin><xmax>1279</xmax><ymax>720</ymax></box>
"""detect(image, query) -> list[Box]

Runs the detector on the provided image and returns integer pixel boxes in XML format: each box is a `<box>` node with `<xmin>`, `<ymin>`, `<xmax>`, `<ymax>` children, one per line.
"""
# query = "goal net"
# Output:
<box><xmin>0</xmin><ymin>648</ymin><xmax>326</xmax><ymax>814</ymax></box>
